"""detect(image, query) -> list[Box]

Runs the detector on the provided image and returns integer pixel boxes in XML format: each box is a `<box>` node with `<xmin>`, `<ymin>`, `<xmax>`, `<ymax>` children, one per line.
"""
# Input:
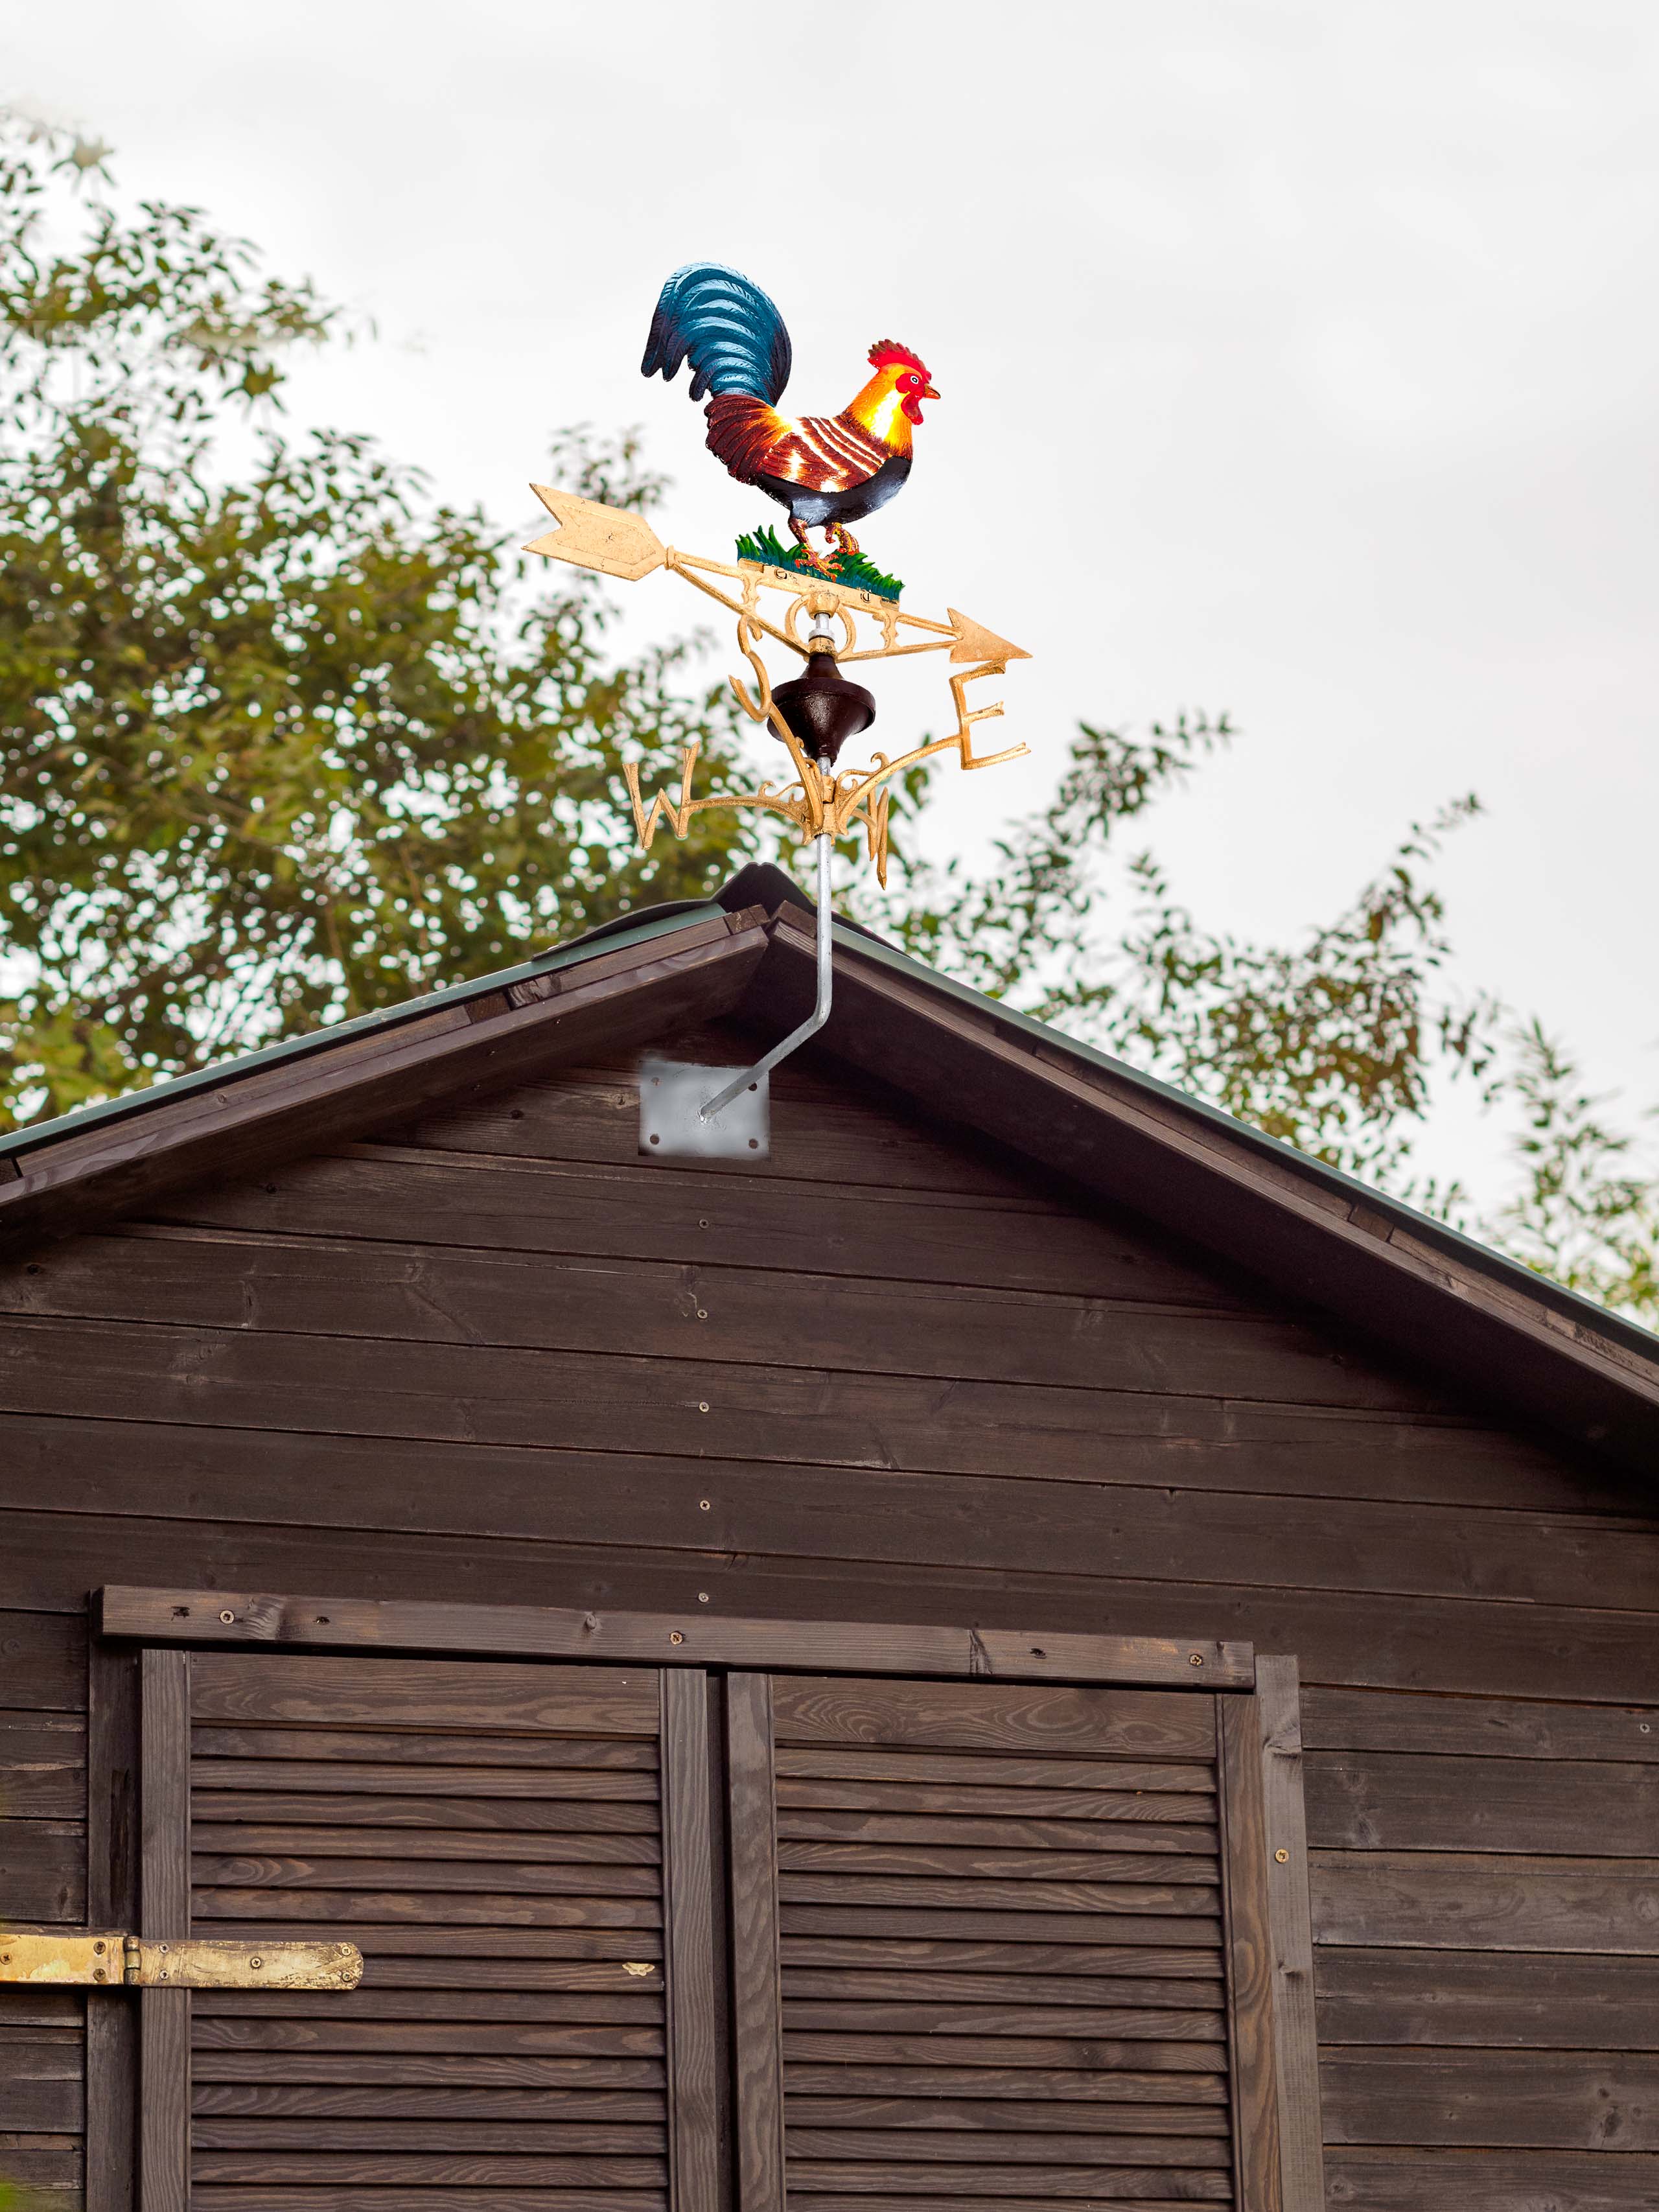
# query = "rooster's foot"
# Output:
<box><xmin>789</xmin><ymin>520</ymin><xmax>839</xmax><ymax>576</ymax></box>
<box><xmin>830</xmin><ymin>526</ymin><xmax>863</xmax><ymax>563</ymax></box>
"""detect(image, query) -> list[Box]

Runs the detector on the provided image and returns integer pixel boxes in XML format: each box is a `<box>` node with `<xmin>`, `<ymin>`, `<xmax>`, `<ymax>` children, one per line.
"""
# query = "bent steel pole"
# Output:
<box><xmin>700</xmin><ymin>831</ymin><xmax>833</xmax><ymax>1123</ymax></box>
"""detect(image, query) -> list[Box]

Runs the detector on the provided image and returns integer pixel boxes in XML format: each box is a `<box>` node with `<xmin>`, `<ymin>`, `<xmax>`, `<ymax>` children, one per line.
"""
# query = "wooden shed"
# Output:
<box><xmin>1</xmin><ymin>866</ymin><xmax>1656</xmax><ymax>2212</ymax></box>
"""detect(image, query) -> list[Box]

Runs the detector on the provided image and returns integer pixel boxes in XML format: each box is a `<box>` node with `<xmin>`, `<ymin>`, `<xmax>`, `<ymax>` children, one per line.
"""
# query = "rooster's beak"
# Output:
<box><xmin>922</xmin><ymin>384</ymin><xmax>940</xmax><ymax>400</ymax></box>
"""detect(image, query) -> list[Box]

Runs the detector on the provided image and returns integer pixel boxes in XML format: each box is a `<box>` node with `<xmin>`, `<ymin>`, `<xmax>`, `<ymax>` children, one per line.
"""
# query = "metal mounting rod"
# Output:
<box><xmin>701</xmin><ymin>832</ymin><xmax>833</xmax><ymax>1122</ymax></box>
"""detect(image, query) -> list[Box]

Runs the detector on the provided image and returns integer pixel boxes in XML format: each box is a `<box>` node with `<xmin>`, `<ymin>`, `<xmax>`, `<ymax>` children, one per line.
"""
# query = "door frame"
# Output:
<box><xmin>89</xmin><ymin>1585</ymin><xmax>1321</xmax><ymax>2212</ymax></box>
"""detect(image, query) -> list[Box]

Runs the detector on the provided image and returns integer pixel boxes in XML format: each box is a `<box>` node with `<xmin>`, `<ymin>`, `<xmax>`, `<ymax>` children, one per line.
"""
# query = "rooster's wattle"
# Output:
<box><xmin>642</xmin><ymin>262</ymin><xmax>936</xmax><ymax>574</ymax></box>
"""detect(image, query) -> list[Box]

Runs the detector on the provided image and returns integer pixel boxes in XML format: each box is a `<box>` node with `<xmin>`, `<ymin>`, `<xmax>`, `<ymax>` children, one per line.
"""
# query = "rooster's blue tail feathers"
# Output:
<box><xmin>642</xmin><ymin>264</ymin><xmax>793</xmax><ymax>405</ymax></box>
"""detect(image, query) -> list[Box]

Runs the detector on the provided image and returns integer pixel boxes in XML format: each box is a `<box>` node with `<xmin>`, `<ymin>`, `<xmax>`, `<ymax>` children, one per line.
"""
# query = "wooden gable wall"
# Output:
<box><xmin>1</xmin><ymin>1012</ymin><xmax>1656</xmax><ymax>2209</ymax></box>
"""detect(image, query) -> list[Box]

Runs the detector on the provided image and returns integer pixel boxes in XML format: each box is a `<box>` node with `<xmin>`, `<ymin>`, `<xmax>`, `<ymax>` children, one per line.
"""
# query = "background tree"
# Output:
<box><xmin>0</xmin><ymin>116</ymin><xmax>763</xmax><ymax>1128</ymax></box>
<box><xmin>1</xmin><ymin>115</ymin><xmax>1653</xmax><ymax>1327</ymax></box>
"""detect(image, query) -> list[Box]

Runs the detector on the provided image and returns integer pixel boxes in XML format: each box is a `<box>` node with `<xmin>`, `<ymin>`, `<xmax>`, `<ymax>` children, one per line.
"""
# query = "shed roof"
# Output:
<box><xmin>3</xmin><ymin>865</ymin><xmax>1655</xmax><ymax>1479</ymax></box>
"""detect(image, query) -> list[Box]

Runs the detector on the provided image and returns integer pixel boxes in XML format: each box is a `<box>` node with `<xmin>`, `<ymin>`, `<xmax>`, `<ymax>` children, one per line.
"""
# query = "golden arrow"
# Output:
<box><xmin>526</xmin><ymin>485</ymin><xmax>667</xmax><ymax>582</ymax></box>
<box><xmin>522</xmin><ymin>485</ymin><xmax>1032</xmax><ymax>885</ymax></box>
<box><xmin>947</xmin><ymin>609</ymin><xmax>1030</xmax><ymax>664</ymax></box>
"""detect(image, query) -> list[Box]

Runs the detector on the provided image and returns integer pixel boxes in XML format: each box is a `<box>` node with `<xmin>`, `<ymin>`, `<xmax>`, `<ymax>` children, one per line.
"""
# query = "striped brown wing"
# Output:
<box><xmin>188</xmin><ymin>1653</ymin><xmax>670</xmax><ymax>2211</ymax></box>
<box><xmin>767</xmin><ymin>1676</ymin><xmax>1235</xmax><ymax>2211</ymax></box>
<box><xmin>706</xmin><ymin>397</ymin><xmax>887</xmax><ymax>493</ymax></box>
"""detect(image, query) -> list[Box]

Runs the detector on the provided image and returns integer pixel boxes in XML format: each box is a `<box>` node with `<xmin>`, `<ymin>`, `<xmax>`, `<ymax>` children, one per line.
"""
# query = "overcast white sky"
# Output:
<box><xmin>6</xmin><ymin>0</ymin><xmax>1658</xmax><ymax>1201</ymax></box>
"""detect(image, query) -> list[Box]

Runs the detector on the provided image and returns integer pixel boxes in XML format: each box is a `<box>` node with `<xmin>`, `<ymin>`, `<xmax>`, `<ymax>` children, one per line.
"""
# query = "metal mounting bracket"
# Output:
<box><xmin>0</xmin><ymin>1930</ymin><xmax>362</xmax><ymax>1990</ymax></box>
<box><xmin>639</xmin><ymin>833</ymin><xmax>834</xmax><ymax>1163</ymax></box>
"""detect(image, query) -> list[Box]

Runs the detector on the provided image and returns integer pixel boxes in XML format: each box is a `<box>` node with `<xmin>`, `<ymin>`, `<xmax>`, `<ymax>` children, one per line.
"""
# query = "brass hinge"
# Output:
<box><xmin>0</xmin><ymin>1931</ymin><xmax>362</xmax><ymax>1990</ymax></box>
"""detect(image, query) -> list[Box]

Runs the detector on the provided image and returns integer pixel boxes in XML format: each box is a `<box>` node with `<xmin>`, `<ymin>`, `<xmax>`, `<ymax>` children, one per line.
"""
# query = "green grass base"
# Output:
<box><xmin>735</xmin><ymin>522</ymin><xmax>903</xmax><ymax>603</ymax></box>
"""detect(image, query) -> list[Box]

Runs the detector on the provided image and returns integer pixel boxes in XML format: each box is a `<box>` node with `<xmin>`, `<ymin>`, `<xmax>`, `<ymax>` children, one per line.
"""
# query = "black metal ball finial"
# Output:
<box><xmin>769</xmin><ymin>647</ymin><xmax>876</xmax><ymax>767</ymax></box>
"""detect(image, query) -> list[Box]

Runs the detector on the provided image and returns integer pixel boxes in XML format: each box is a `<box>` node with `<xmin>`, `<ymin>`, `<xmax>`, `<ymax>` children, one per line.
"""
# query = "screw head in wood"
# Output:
<box><xmin>219</xmin><ymin>1609</ymin><xmax>235</xmax><ymax>1624</ymax></box>
<box><xmin>669</xmin><ymin>1631</ymin><xmax>684</xmax><ymax>1644</ymax></box>
<box><xmin>1275</xmin><ymin>1848</ymin><xmax>1290</xmax><ymax>1863</ymax></box>
<box><xmin>1188</xmin><ymin>1653</ymin><xmax>1204</xmax><ymax>1666</ymax></box>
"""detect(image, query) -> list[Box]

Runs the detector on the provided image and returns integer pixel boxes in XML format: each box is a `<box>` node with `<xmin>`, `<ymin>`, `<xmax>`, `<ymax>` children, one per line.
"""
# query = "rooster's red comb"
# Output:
<box><xmin>868</xmin><ymin>339</ymin><xmax>929</xmax><ymax>375</ymax></box>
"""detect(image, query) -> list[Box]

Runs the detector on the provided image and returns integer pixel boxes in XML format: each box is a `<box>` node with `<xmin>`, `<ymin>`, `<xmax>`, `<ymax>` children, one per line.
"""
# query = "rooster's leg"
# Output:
<box><xmin>788</xmin><ymin>515</ymin><xmax>835</xmax><ymax>575</ymax></box>
<box><xmin>830</xmin><ymin>522</ymin><xmax>863</xmax><ymax>563</ymax></box>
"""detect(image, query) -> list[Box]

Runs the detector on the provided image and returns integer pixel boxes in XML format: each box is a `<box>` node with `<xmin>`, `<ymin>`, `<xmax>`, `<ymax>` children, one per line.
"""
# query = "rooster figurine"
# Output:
<box><xmin>642</xmin><ymin>262</ymin><xmax>937</xmax><ymax>576</ymax></box>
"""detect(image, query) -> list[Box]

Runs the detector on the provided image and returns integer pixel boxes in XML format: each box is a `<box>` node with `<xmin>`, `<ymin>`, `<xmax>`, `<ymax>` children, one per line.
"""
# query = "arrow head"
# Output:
<box><xmin>524</xmin><ymin>486</ymin><xmax>667</xmax><ymax>583</ymax></box>
<box><xmin>947</xmin><ymin>607</ymin><xmax>1031</xmax><ymax>665</ymax></box>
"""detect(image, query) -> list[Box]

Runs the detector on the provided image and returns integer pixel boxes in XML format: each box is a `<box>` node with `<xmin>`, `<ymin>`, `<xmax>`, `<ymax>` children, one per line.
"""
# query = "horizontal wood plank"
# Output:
<box><xmin>191</xmin><ymin>2084</ymin><xmax>665</xmax><ymax>2118</ymax></box>
<box><xmin>775</xmin><ymin>1811</ymin><xmax>1215</xmax><ymax>1850</ymax></box>
<box><xmin>189</xmin><ymin>1654</ymin><xmax>660</xmax><ymax>1732</ymax></box>
<box><xmin>776</xmin><ymin>1753</ymin><xmax>1214</xmax><ymax>1794</ymax></box>
<box><xmin>192</xmin><ymin>1889</ymin><xmax>662</xmax><ymax>1927</ymax></box>
<box><xmin>189</xmin><ymin>1822</ymin><xmax>661</xmax><ymax>1864</ymax></box>
<box><xmin>1310</xmin><ymin>1852</ymin><xmax>1659</xmax><ymax>1953</ymax></box>
<box><xmin>785</xmin><ymin>2128</ymin><xmax>1228</xmax><ymax>2165</ymax></box>
<box><xmin>784</xmin><ymin>2096</ymin><xmax>1228</xmax><ymax>2135</ymax></box>
<box><xmin>191</xmin><ymin>2190</ymin><xmax>666</xmax><ymax>2212</ymax></box>
<box><xmin>771</xmin><ymin>1681</ymin><xmax>1216</xmax><ymax>1760</ymax></box>
<box><xmin>782</xmin><ymin>2003</ymin><xmax>1224</xmax><ymax>2040</ymax></box>
<box><xmin>781</xmin><ymin>1908</ymin><xmax>1223</xmax><ymax>1946</ymax></box>
<box><xmin>108</xmin><ymin>1589</ymin><xmax>1247</xmax><ymax>1692</ymax></box>
<box><xmin>192</xmin><ymin>1991</ymin><xmax>662</xmax><ymax>2023</ymax></box>
<box><xmin>777</xmin><ymin>1876</ymin><xmax>1216</xmax><ymax>1913</ymax></box>
<box><xmin>782</xmin><ymin>2033</ymin><xmax>1222</xmax><ymax>2070</ymax></box>
<box><xmin>1302</xmin><ymin>1688</ymin><xmax>1659</xmax><ymax>1763</ymax></box>
<box><xmin>192</xmin><ymin>1790</ymin><xmax>660</xmax><ymax>1829</ymax></box>
<box><xmin>1325</xmin><ymin>2148</ymin><xmax>1659</xmax><ymax>2209</ymax></box>
<box><xmin>785</xmin><ymin>2160</ymin><xmax>1231</xmax><ymax>2199</ymax></box>
<box><xmin>192</xmin><ymin>2151</ymin><xmax>665</xmax><ymax>2183</ymax></box>
<box><xmin>192</xmin><ymin>2117</ymin><xmax>663</xmax><ymax>2148</ymax></box>
<box><xmin>1315</xmin><ymin>1946</ymin><xmax>1659</xmax><ymax>2049</ymax></box>
<box><xmin>781</xmin><ymin>2064</ymin><xmax>1228</xmax><ymax>2103</ymax></box>
<box><xmin>1321</xmin><ymin>2047</ymin><xmax>1659</xmax><ymax>2150</ymax></box>
<box><xmin>190</xmin><ymin>2053</ymin><xmax>666</xmax><ymax>2088</ymax></box>
<box><xmin>191</xmin><ymin>1854</ymin><xmax>659</xmax><ymax>1896</ymax></box>
<box><xmin>778</xmin><ymin>1943</ymin><xmax>1224</xmax><ymax>1978</ymax></box>
<box><xmin>1306</xmin><ymin>1751</ymin><xmax>1659</xmax><ymax>1854</ymax></box>
<box><xmin>782</xmin><ymin>1972</ymin><xmax>1223</xmax><ymax>2007</ymax></box>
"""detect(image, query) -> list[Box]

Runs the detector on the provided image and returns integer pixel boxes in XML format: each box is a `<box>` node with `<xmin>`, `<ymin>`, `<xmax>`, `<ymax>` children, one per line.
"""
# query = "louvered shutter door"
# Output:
<box><xmin>147</xmin><ymin>1652</ymin><xmax>718</xmax><ymax>2212</ymax></box>
<box><xmin>729</xmin><ymin>1672</ymin><xmax>1236</xmax><ymax>2212</ymax></box>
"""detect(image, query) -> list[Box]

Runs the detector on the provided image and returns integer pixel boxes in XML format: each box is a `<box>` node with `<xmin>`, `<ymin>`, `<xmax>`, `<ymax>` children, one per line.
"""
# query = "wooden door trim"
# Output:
<box><xmin>97</xmin><ymin>1586</ymin><xmax>1255</xmax><ymax>1690</ymax></box>
<box><xmin>136</xmin><ymin>1648</ymin><xmax>189</xmax><ymax>2212</ymax></box>
<box><xmin>726</xmin><ymin>1673</ymin><xmax>785</xmax><ymax>2212</ymax></box>
<box><xmin>661</xmin><ymin>1670</ymin><xmax>721</xmax><ymax>2212</ymax></box>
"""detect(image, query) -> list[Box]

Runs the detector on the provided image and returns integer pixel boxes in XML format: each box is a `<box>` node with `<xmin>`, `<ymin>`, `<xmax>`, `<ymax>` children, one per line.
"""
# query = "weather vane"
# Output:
<box><xmin>524</xmin><ymin>262</ymin><xmax>1032</xmax><ymax>1159</ymax></box>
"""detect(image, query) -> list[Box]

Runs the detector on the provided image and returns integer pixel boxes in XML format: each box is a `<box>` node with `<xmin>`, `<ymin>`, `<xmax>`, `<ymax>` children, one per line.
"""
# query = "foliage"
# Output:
<box><xmin>1485</xmin><ymin>1023</ymin><xmax>1659</xmax><ymax>1324</ymax></box>
<box><xmin>735</xmin><ymin>520</ymin><xmax>902</xmax><ymax>603</ymax></box>
<box><xmin>872</xmin><ymin>718</ymin><xmax>1497</xmax><ymax>1186</ymax></box>
<box><xmin>0</xmin><ymin>116</ymin><xmax>763</xmax><ymax>1131</ymax></box>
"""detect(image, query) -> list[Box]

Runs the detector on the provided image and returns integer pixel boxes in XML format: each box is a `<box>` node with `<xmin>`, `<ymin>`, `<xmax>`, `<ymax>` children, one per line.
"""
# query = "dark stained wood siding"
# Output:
<box><xmin>1</xmin><ymin>1015</ymin><xmax>1656</xmax><ymax>2209</ymax></box>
